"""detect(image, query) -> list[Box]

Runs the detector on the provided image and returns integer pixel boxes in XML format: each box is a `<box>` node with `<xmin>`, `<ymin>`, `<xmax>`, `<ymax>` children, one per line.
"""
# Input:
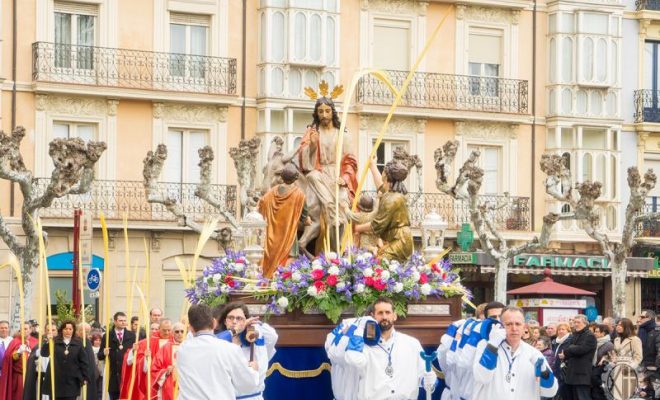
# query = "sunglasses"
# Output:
<box><xmin>174</xmin><ymin>330</ymin><xmax>185</xmax><ymax>333</ymax></box>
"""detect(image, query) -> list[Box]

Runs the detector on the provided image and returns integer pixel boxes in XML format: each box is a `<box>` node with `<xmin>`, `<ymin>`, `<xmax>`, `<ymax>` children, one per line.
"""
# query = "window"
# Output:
<box><xmin>53</xmin><ymin>121</ymin><xmax>96</xmax><ymax>142</ymax></box>
<box><xmin>164</xmin><ymin>129</ymin><xmax>208</xmax><ymax>184</ymax></box>
<box><xmin>468</xmin><ymin>31</ymin><xmax>502</xmax><ymax>97</ymax></box>
<box><xmin>164</xmin><ymin>280</ymin><xmax>186</xmax><ymax>321</ymax></box>
<box><xmin>372</xmin><ymin>19</ymin><xmax>411</xmax><ymax>70</ymax></box>
<box><xmin>467</xmin><ymin>144</ymin><xmax>501</xmax><ymax>195</ymax></box>
<box><xmin>644</xmin><ymin>41</ymin><xmax>660</xmax><ymax>122</ymax></box>
<box><xmin>54</xmin><ymin>2</ymin><xmax>97</xmax><ymax>70</ymax></box>
<box><xmin>170</xmin><ymin>14</ymin><xmax>209</xmax><ymax>80</ymax></box>
<box><xmin>372</xmin><ymin>139</ymin><xmax>412</xmax><ymax>189</ymax></box>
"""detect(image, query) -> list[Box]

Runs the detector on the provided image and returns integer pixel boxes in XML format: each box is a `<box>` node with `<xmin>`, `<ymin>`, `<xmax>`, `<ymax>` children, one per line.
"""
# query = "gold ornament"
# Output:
<box><xmin>304</xmin><ymin>80</ymin><xmax>344</xmax><ymax>101</ymax></box>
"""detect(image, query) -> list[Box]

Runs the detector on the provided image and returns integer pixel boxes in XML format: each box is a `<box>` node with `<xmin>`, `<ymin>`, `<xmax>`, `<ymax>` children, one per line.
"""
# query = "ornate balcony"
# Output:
<box><xmin>636</xmin><ymin>0</ymin><xmax>660</xmax><ymax>10</ymax></box>
<box><xmin>355</xmin><ymin>70</ymin><xmax>528</xmax><ymax>114</ymax></box>
<box><xmin>634</xmin><ymin>89</ymin><xmax>660</xmax><ymax>123</ymax></box>
<box><xmin>640</xmin><ymin>196</ymin><xmax>660</xmax><ymax>237</ymax></box>
<box><xmin>35</xmin><ymin>179</ymin><xmax>238</xmax><ymax>222</ymax></box>
<box><xmin>32</xmin><ymin>42</ymin><xmax>237</xmax><ymax>95</ymax></box>
<box><xmin>366</xmin><ymin>191</ymin><xmax>531</xmax><ymax>231</ymax></box>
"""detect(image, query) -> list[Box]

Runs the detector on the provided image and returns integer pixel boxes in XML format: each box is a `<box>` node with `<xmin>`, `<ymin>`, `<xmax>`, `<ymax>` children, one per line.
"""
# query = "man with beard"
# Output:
<box><xmin>344</xmin><ymin>297</ymin><xmax>436</xmax><ymax>400</ymax></box>
<box><xmin>151</xmin><ymin>322</ymin><xmax>185</xmax><ymax>400</ymax></box>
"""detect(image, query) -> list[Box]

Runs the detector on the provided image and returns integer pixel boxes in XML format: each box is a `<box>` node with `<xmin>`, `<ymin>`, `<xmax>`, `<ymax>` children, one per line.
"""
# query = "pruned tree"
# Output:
<box><xmin>0</xmin><ymin>126</ymin><xmax>106</xmax><ymax>323</ymax></box>
<box><xmin>229</xmin><ymin>137</ymin><xmax>261</xmax><ymax>211</ymax></box>
<box><xmin>541</xmin><ymin>154</ymin><xmax>658</xmax><ymax>317</ymax></box>
<box><xmin>435</xmin><ymin>140</ymin><xmax>560</xmax><ymax>302</ymax></box>
<box><xmin>143</xmin><ymin>138</ymin><xmax>261</xmax><ymax>250</ymax></box>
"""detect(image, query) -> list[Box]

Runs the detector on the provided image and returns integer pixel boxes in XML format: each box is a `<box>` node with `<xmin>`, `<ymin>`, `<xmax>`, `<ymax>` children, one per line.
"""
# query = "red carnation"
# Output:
<box><xmin>313</xmin><ymin>280</ymin><xmax>326</xmax><ymax>292</ymax></box>
<box><xmin>311</xmin><ymin>269</ymin><xmax>324</xmax><ymax>280</ymax></box>
<box><xmin>281</xmin><ymin>271</ymin><xmax>292</xmax><ymax>280</ymax></box>
<box><xmin>431</xmin><ymin>263</ymin><xmax>441</xmax><ymax>273</ymax></box>
<box><xmin>419</xmin><ymin>273</ymin><xmax>429</xmax><ymax>284</ymax></box>
<box><xmin>224</xmin><ymin>275</ymin><xmax>236</xmax><ymax>288</ymax></box>
<box><xmin>375</xmin><ymin>268</ymin><xmax>383</xmax><ymax>276</ymax></box>
<box><xmin>330</xmin><ymin>258</ymin><xmax>340</xmax><ymax>265</ymax></box>
<box><xmin>236</xmin><ymin>258</ymin><xmax>245</xmax><ymax>264</ymax></box>
<box><xmin>326</xmin><ymin>275</ymin><xmax>338</xmax><ymax>287</ymax></box>
<box><xmin>365</xmin><ymin>277</ymin><xmax>374</xmax><ymax>287</ymax></box>
<box><xmin>373</xmin><ymin>279</ymin><xmax>386</xmax><ymax>291</ymax></box>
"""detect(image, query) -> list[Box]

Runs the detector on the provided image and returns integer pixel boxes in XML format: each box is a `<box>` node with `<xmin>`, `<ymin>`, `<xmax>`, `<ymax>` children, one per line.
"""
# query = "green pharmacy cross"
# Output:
<box><xmin>456</xmin><ymin>223</ymin><xmax>473</xmax><ymax>252</ymax></box>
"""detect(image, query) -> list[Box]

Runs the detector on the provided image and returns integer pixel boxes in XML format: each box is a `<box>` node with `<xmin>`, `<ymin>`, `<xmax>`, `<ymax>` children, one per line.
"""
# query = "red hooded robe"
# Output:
<box><xmin>0</xmin><ymin>335</ymin><xmax>38</xmax><ymax>400</ymax></box>
<box><xmin>120</xmin><ymin>336</ymin><xmax>162</xmax><ymax>400</ymax></box>
<box><xmin>150</xmin><ymin>341</ymin><xmax>178</xmax><ymax>400</ymax></box>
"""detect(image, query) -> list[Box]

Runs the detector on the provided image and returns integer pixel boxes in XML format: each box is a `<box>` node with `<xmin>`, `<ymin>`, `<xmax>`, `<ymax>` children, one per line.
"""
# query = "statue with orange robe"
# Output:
<box><xmin>258</xmin><ymin>163</ymin><xmax>307</xmax><ymax>277</ymax></box>
<box><xmin>150</xmin><ymin>322</ymin><xmax>185</xmax><ymax>400</ymax></box>
<box><xmin>0</xmin><ymin>322</ymin><xmax>38</xmax><ymax>400</ymax></box>
<box><xmin>120</xmin><ymin>320</ymin><xmax>171</xmax><ymax>400</ymax></box>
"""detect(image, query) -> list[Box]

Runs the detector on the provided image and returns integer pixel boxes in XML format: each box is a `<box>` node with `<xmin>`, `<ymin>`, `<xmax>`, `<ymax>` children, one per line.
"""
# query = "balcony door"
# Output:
<box><xmin>467</xmin><ymin>31</ymin><xmax>503</xmax><ymax>111</ymax></box>
<box><xmin>169</xmin><ymin>14</ymin><xmax>209</xmax><ymax>90</ymax></box>
<box><xmin>54</xmin><ymin>3</ymin><xmax>97</xmax><ymax>82</ymax></box>
<box><xmin>644</xmin><ymin>41</ymin><xmax>660</xmax><ymax>122</ymax></box>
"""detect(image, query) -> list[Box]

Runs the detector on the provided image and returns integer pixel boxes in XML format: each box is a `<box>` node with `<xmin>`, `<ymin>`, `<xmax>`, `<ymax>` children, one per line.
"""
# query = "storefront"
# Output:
<box><xmin>633</xmin><ymin>243</ymin><xmax>660</xmax><ymax>312</ymax></box>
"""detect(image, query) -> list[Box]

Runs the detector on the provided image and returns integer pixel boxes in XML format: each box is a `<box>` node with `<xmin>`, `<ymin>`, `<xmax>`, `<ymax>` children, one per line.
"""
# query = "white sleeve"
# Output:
<box><xmin>228</xmin><ymin>344</ymin><xmax>260</xmax><ymax>394</ymax></box>
<box><xmin>257</xmin><ymin>323</ymin><xmax>278</xmax><ymax>361</ymax></box>
<box><xmin>127</xmin><ymin>349</ymin><xmax>134</xmax><ymax>366</ymax></box>
<box><xmin>344</xmin><ymin>346</ymin><xmax>368</xmax><ymax>372</ymax></box>
<box><xmin>472</xmin><ymin>340</ymin><xmax>495</xmax><ymax>385</ymax></box>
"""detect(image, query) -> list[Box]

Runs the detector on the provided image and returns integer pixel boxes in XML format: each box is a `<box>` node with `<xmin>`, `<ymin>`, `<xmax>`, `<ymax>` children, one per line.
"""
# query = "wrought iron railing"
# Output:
<box><xmin>363</xmin><ymin>192</ymin><xmax>531</xmax><ymax>231</ymax></box>
<box><xmin>35</xmin><ymin>179</ymin><xmax>238</xmax><ymax>222</ymax></box>
<box><xmin>32</xmin><ymin>42</ymin><xmax>237</xmax><ymax>95</ymax></box>
<box><xmin>640</xmin><ymin>196</ymin><xmax>660</xmax><ymax>237</ymax></box>
<box><xmin>636</xmin><ymin>0</ymin><xmax>660</xmax><ymax>10</ymax></box>
<box><xmin>355</xmin><ymin>70</ymin><xmax>529</xmax><ymax>114</ymax></box>
<box><xmin>633</xmin><ymin>89</ymin><xmax>660</xmax><ymax>123</ymax></box>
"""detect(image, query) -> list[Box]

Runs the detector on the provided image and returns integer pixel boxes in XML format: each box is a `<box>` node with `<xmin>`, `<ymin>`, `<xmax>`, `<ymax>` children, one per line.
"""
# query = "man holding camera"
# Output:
<box><xmin>343</xmin><ymin>297</ymin><xmax>437</xmax><ymax>400</ymax></box>
<box><xmin>472</xmin><ymin>306</ymin><xmax>558</xmax><ymax>399</ymax></box>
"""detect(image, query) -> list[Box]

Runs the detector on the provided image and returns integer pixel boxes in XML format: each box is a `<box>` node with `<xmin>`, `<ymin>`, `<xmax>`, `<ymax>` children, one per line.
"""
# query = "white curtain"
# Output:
<box><xmin>55</xmin><ymin>12</ymin><xmax>71</xmax><ymax>68</ymax></box>
<box><xmin>77</xmin><ymin>15</ymin><xmax>95</xmax><ymax>69</ymax></box>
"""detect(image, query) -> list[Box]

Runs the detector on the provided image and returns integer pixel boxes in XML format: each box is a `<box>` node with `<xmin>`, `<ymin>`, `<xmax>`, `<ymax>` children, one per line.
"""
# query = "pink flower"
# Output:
<box><xmin>224</xmin><ymin>275</ymin><xmax>235</xmax><ymax>288</ymax></box>
<box><xmin>326</xmin><ymin>275</ymin><xmax>338</xmax><ymax>287</ymax></box>
<box><xmin>281</xmin><ymin>271</ymin><xmax>292</xmax><ymax>280</ymax></box>
<box><xmin>311</xmin><ymin>269</ymin><xmax>324</xmax><ymax>280</ymax></box>
<box><xmin>373</xmin><ymin>279</ymin><xmax>386</xmax><ymax>291</ymax></box>
<box><xmin>419</xmin><ymin>273</ymin><xmax>429</xmax><ymax>284</ymax></box>
<box><xmin>365</xmin><ymin>277</ymin><xmax>374</xmax><ymax>287</ymax></box>
<box><xmin>330</xmin><ymin>258</ymin><xmax>340</xmax><ymax>265</ymax></box>
<box><xmin>313</xmin><ymin>280</ymin><xmax>326</xmax><ymax>292</ymax></box>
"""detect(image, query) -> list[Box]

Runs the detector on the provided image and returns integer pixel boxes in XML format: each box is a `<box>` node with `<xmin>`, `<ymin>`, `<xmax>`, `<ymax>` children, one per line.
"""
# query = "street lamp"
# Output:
<box><xmin>421</xmin><ymin>209</ymin><xmax>448</xmax><ymax>261</ymax></box>
<box><xmin>241</xmin><ymin>209</ymin><xmax>267</xmax><ymax>278</ymax></box>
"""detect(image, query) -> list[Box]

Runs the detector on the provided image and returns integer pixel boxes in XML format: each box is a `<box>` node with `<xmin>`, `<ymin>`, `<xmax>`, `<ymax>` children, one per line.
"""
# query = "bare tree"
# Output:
<box><xmin>541</xmin><ymin>154</ymin><xmax>658</xmax><ymax>317</ymax></box>
<box><xmin>0</xmin><ymin>126</ymin><xmax>106</xmax><ymax>323</ymax></box>
<box><xmin>435</xmin><ymin>140</ymin><xmax>559</xmax><ymax>302</ymax></box>
<box><xmin>142</xmin><ymin>138</ymin><xmax>261</xmax><ymax>250</ymax></box>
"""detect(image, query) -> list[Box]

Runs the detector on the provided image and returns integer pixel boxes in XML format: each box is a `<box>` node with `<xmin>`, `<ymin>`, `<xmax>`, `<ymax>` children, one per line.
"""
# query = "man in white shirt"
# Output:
<box><xmin>0</xmin><ymin>320</ymin><xmax>12</xmax><ymax>377</ymax></box>
<box><xmin>176</xmin><ymin>304</ymin><xmax>260</xmax><ymax>400</ymax></box>
<box><xmin>344</xmin><ymin>297</ymin><xmax>436</xmax><ymax>400</ymax></box>
<box><xmin>472</xmin><ymin>306</ymin><xmax>558</xmax><ymax>400</ymax></box>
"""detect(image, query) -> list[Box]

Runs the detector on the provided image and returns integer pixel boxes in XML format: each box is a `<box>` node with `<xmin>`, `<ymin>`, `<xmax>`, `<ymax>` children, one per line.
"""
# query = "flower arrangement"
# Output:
<box><xmin>186</xmin><ymin>249</ymin><xmax>470</xmax><ymax>323</ymax></box>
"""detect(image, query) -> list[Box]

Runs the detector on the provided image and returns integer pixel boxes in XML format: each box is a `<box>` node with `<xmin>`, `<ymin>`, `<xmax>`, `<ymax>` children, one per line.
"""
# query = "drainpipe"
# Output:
<box><xmin>240</xmin><ymin>0</ymin><xmax>247</xmax><ymax>140</ymax></box>
<box><xmin>531</xmin><ymin>0</ymin><xmax>537</xmax><ymax>231</ymax></box>
<box><xmin>10</xmin><ymin>0</ymin><xmax>17</xmax><ymax>216</ymax></box>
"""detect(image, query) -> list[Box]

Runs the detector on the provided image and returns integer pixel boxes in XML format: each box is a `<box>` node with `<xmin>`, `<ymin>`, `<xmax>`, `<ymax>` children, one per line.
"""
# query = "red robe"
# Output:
<box><xmin>0</xmin><ymin>336</ymin><xmax>38</xmax><ymax>400</ymax></box>
<box><xmin>150</xmin><ymin>341</ymin><xmax>178</xmax><ymax>400</ymax></box>
<box><xmin>120</xmin><ymin>336</ymin><xmax>162</xmax><ymax>400</ymax></box>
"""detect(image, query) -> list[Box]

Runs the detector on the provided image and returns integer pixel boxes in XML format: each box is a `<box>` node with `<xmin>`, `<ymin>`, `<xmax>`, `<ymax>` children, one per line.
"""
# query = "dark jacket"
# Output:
<box><xmin>640</xmin><ymin>323</ymin><xmax>660</xmax><ymax>368</ymax></box>
<box><xmin>563</xmin><ymin>327</ymin><xmax>597</xmax><ymax>386</ymax></box>
<box><xmin>98</xmin><ymin>328</ymin><xmax>136</xmax><ymax>395</ymax></box>
<box><xmin>82</xmin><ymin>339</ymin><xmax>98</xmax><ymax>400</ymax></box>
<box><xmin>40</xmin><ymin>336</ymin><xmax>90</xmax><ymax>397</ymax></box>
<box><xmin>553</xmin><ymin>335</ymin><xmax>572</xmax><ymax>379</ymax></box>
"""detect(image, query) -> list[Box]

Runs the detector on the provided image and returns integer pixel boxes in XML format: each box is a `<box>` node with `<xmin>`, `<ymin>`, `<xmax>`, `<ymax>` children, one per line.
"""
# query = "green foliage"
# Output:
<box><xmin>54</xmin><ymin>289</ymin><xmax>93</xmax><ymax>323</ymax></box>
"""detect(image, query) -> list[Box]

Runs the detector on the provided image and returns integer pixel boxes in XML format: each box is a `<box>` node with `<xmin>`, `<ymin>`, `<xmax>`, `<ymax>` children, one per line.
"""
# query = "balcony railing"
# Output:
<box><xmin>35</xmin><ymin>179</ymin><xmax>238</xmax><ymax>222</ymax></box>
<box><xmin>640</xmin><ymin>196</ymin><xmax>660</xmax><ymax>237</ymax></box>
<box><xmin>365</xmin><ymin>192</ymin><xmax>531</xmax><ymax>231</ymax></box>
<box><xmin>636</xmin><ymin>0</ymin><xmax>660</xmax><ymax>10</ymax></box>
<box><xmin>634</xmin><ymin>89</ymin><xmax>660</xmax><ymax>123</ymax></box>
<box><xmin>355</xmin><ymin>70</ymin><xmax>529</xmax><ymax>114</ymax></box>
<box><xmin>32</xmin><ymin>42</ymin><xmax>237</xmax><ymax>95</ymax></box>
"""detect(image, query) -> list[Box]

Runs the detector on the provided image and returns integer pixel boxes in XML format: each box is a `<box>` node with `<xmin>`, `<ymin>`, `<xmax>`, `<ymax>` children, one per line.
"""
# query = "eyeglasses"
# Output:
<box><xmin>174</xmin><ymin>330</ymin><xmax>184</xmax><ymax>334</ymax></box>
<box><xmin>226</xmin><ymin>316</ymin><xmax>246</xmax><ymax>322</ymax></box>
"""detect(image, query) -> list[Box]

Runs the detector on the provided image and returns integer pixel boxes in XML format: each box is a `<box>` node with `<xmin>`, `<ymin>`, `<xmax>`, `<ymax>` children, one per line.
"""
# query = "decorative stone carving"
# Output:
<box><xmin>456</xmin><ymin>4</ymin><xmax>465</xmax><ymax>20</ymax></box>
<box><xmin>362</xmin><ymin>0</ymin><xmax>423</xmax><ymax>15</ymax></box>
<box><xmin>153</xmin><ymin>102</ymin><xmax>164</xmax><ymax>119</ymax></box>
<box><xmin>362</xmin><ymin>116</ymin><xmax>428</xmax><ymax>135</ymax></box>
<box><xmin>151</xmin><ymin>231</ymin><xmax>162</xmax><ymax>251</ymax></box>
<box><xmin>511</xmin><ymin>9</ymin><xmax>521</xmax><ymax>25</ymax></box>
<box><xmin>161</xmin><ymin>103</ymin><xmax>228</xmax><ymax>123</ymax></box>
<box><xmin>455</xmin><ymin>121</ymin><xmax>517</xmax><ymax>140</ymax></box>
<box><xmin>107</xmin><ymin>100</ymin><xmax>119</xmax><ymax>116</ymax></box>
<box><xmin>38</xmin><ymin>95</ymin><xmax>108</xmax><ymax>116</ymax></box>
<box><xmin>462</xmin><ymin>5</ymin><xmax>514</xmax><ymax>24</ymax></box>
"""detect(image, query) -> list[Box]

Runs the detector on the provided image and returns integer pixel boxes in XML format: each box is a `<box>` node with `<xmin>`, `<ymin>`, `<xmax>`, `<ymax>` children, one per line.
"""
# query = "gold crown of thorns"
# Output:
<box><xmin>304</xmin><ymin>80</ymin><xmax>344</xmax><ymax>101</ymax></box>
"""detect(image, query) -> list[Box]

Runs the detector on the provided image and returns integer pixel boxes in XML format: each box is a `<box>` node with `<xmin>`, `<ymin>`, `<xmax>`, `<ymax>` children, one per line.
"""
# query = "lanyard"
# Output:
<box><xmin>500</xmin><ymin>343</ymin><xmax>517</xmax><ymax>378</ymax></box>
<box><xmin>377</xmin><ymin>343</ymin><xmax>395</xmax><ymax>365</ymax></box>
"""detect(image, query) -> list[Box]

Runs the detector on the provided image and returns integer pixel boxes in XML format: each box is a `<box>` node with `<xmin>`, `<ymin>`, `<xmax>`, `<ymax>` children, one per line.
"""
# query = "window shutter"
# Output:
<box><xmin>468</xmin><ymin>33</ymin><xmax>502</xmax><ymax>65</ymax></box>
<box><xmin>170</xmin><ymin>12</ymin><xmax>210</xmax><ymax>26</ymax></box>
<box><xmin>54</xmin><ymin>1</ymin><xmax>99</xmax><ymax>16</ymax></box>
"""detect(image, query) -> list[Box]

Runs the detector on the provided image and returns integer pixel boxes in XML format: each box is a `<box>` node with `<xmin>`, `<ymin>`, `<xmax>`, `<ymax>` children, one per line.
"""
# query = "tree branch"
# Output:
<box><xmin>508</xmin><ymin>212</ymin><xmax>560</xmax><ymax>258</ymax></box>
<box><xmin>194</xmin><ymin>146</ymin><xmax>239</xmax><ymax>229</ymax></box>
<box><xmin>540</xmin><ymin>153</ymin><xmax>574</xmax><ymax>204</ymax></box>
<box><xmin>0</xmin><ymin>212</ymin><xmax>23</xmax><ymax>256</ymax></box>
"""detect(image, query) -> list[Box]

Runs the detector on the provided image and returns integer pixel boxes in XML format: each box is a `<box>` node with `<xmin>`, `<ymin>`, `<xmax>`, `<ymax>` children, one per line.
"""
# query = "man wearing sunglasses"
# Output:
<box><xmin>638</xmin><ymin>310</ymin><xmax>660</xmax><ymax>371</ymax></box>
<box><xmin>151</xmin><ymin>321</ymin><xmax>186</xmax><ymax>400</ymax></box>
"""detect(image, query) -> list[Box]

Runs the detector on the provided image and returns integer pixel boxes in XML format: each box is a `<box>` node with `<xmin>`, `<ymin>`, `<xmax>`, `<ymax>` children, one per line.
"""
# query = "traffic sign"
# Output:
<box><xmin>86</xmin><ymin>268</ymin><xmax>102</xmax><ymax>292</ymax></box>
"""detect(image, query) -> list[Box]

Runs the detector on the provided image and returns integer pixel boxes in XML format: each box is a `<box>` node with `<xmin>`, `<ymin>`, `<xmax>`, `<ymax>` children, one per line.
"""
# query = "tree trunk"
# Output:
<box><xmin>611</xmin><ymin>257</ymin><xmax>627</xmax><ymax>319</ymax></box>
<box><xmin>493</xmin><ymin>257</ymin><xmax>509</xmax><ymax>304</ymax></box>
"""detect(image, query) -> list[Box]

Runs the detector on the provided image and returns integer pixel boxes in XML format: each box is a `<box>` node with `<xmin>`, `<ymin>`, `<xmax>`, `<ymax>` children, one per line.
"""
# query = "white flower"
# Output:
<box><xmin>327</xmin><ymin>252</ymin><xmax>338</xmax><ymax>260</ymax></box>
<box><xmin>355</xmin><ymin>283</ymin><xmax>365</xmax><ymax>293</ymax></box>
<box><xmin>213</xmin><ymin>273</ymin><xmax>223</xmax><ymax>283</ymax></box>
<box><xmin>292</xmin><ymin>271</ymin><xmax>302</xmax><ymax>282</ymax></box>
<box><xmin>336</xmin><ymin>281</ymin><xmax>346</xmax><ymax>290</ymax></box>
<box><xmin>393</xmin><ymin>282</ymin><xmax>404</xmax><ymax>293</ymax></box>
<box><xmin>363</xmin><ymin>268</ymin><xmax>374</xmax><ymax>277</ymax></box>
<box><xmin>380</xmin><ymin>270</ymin><xmax>391</xmax><ymax>280</ymax></box>
<box><xmin>270</xmin><ymin>281</ymin><xmax>279</xmax><ymax>291</ymax></box>
<box><xmin>363</xmin><ymin>251</ymin><xmax>373</xmax><ymax>259</ymax></box>
<box><xmin>307</xmin><ymin>286</ymin><xmax>319</xmax><ymax>297</ymax></box>
<box><xmin>277</xmin><ymin>296</ymin><xmax>289</xmax><ymax>309</ymax></box>
<box><xmin>420</xmin><ymin>283</ymin><xmax>432</xmax><ymax>296</ymax></box>
<box><xmin>328</xmin><ymin>266</ymin><xmax>340</xmax><ymax>276</ymax></box>
<box><xmin>389</xmin><ymin>260</ymin><xmax>400</xmax><ymax>272</ymax></box>
<box><xmin>220</xmin><ymin>284</ymin><xmax>229</xmax><ymax>292</ymax></box>
<box><xmin>312</xmin><ymin>259</ymin><xmax>323</xmax><ymax>270</ymax></box>
<box><xmin>412</xmin><ymin>271</ymin><xmax>421</xmax><ymax>282</ymax></box>
<box><xmin>234</xmin><ymin>263</ymin><xmax>244</xmax><ymax>272</ymax></box>
<box><xmin>356</xmin><ymin>255</ymin><xmax>365</xmax><ymax>263</ymax></box>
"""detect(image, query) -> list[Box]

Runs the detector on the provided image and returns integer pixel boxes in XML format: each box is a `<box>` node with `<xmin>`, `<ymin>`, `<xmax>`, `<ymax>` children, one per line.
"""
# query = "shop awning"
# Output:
<box><xmin>506</xmin><ymin>269</ymin><xmax>595</xmax><ymax>296</ymax></box>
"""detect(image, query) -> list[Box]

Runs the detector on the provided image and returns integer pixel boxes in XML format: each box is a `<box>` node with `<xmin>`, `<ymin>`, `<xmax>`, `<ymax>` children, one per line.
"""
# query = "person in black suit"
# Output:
<box><xmin>98</xmin><ymin>312</ymin><xmax>136</xmax><ymax>400</ymax></box>
<box><xmin>40</xmin><ymin>319</ymin><xmax>90</xmax><ymax>400</ymax></box>
<box><xmin>560</xmin><ymin>314</ymin><xmax>597</xmax><ymax>400</ymax></box>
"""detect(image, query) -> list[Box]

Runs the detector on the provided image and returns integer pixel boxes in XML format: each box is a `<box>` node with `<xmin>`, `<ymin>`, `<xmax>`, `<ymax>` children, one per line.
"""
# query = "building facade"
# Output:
<box><xmin>0</xmin><ymin>0</ymin><xmax>649</xmax><ymax>323</ymax></box>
